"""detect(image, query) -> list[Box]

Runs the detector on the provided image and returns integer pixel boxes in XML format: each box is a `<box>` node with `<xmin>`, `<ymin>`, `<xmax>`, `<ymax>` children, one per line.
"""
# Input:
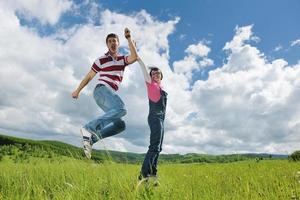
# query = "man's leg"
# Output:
<box><xmin>98</xmin><ymin>119</ymin><xmax>126</xmax><ymax>139</ymax></box>
<box><xmin>85</xmin><ymin>85</ymin><xmax>127</xmax><ymax>143</ymax></box>
<box><xmin>82</xmin><ymin>85</ymin><xmax>108</xmax><ymax>148</ymax></box>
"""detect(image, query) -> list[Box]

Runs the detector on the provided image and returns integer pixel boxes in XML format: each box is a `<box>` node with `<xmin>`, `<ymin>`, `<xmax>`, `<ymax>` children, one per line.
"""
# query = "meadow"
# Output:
<box><xmin>0</xmin><ymin>157</ymin><xmax>299</xmax><ymax>200</ymax></box>
<box><xmin>0</xmin><ymin>134</ymin><xmax>299</xmax><ymax>199</ymax></box>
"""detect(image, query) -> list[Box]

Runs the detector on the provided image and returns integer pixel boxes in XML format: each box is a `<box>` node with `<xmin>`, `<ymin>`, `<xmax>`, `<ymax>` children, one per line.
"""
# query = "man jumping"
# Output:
<box><xmin>71</xmin><ymin>28</ymin><xmax>137</xmax><ymax>159</ymax></box>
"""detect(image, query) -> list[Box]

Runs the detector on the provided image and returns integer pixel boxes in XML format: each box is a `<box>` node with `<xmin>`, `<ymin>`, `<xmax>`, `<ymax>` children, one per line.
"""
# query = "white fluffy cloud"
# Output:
<box><xmin>0</xmin><ymin>1</ymin><xmax>299</xmax><ymax>155</ymax></box>
<box><xmin>173</xmin><ymin>42</ymin><xmax>213</xmax><ymax>80</ymax></box>
<box><xmin>186</xmin><ymin>42</ymin><xmax>211</xmax><ymax>57</ymax></box>
<box><xmin>5</xmin><ymin>0</ymin><xmax>72</xmax><ymax>25</ymax></box>
<box><xmin>184</xmin><ymin>26</ymin><xmax>300</xmax><ymax>154</ymax></box>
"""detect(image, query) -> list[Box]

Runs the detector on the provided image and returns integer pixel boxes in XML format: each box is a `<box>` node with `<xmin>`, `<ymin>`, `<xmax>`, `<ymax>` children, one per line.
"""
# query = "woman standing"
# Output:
<box><xmin>137</xmin><ymin>57</ymin><xmax>167</xmax><ymax>182</ymax></box>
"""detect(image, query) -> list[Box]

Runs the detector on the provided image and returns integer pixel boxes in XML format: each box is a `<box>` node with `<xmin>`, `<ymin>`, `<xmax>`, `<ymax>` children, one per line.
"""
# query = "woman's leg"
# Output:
<box><xmin>152</xmin><ymin>120</ymin><xmax>164</xmax><ymax>176</ymax></box>
<box><xmin>141</xmin><ymin>116</ymin><xmax>163</xmax><ymax>177</ymax></box>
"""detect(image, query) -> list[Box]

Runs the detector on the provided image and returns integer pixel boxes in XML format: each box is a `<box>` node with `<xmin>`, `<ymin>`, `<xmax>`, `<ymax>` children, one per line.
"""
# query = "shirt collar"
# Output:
<box><xmin>105</xmin><ymin>51</ymin><xmax>120</xmax><ymax>58</ymax></box>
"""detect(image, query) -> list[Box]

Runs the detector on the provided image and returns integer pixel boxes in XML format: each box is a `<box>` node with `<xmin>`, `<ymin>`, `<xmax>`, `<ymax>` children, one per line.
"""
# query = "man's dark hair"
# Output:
<box><xmin>106</xmin><ymin>33</ymin><xmax>119</xmax><ymax>43</ymax></box>
<box><xmin>149</xmin><ymin>67</ymin><xmax>163</xmax><ymax>80</ymax></box>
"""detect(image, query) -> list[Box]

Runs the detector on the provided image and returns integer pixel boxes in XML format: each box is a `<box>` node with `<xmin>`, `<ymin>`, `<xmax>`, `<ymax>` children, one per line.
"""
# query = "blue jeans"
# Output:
<box><xmin>84</xmin><ymin>84</ymin><xmax>127</xmax><ymax>144</ymax></box>
<box><xmin>141</xmin><ymin>114</ymin><xmax>165</xmax><ymax>177</ymax></box>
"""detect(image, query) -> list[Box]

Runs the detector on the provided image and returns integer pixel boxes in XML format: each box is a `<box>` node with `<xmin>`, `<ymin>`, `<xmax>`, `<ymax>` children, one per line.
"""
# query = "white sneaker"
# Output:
<box><xmin>80</xmin><ymin>127</ymin><xmax>92</xmax><ymax>159</ymax></box>
<box><xmin>149</xmin><ymin>176</ymin><xmax>160</xmax><ymax>187</ymax></box>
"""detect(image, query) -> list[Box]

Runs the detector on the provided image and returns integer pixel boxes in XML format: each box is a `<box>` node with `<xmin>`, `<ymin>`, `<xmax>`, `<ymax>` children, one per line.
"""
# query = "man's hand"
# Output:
<box><xmin>124</xmin><ymin>27</ymin><xmax>137</xmax><ymax>64</ymax></box>
<box><xmin>124</xmin><ymin>27</ymin><xmax>131</xmax><ymax>39</ymax></box>
<box><xmin>71</xmin><ymin>69</ymin><xmax>97</xmax><ymax>100</ymax></box>
<box><xmin>71</xmin><ymin>90</ymin><xmax>80</xmax><ymax>99</ymax></box>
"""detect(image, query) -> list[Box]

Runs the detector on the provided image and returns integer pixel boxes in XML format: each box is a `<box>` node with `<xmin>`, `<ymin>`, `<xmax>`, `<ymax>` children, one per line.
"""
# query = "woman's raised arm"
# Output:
<box><xmin>137</xmin><ymin>57</ymin><xmax>151</xmax><ymax>83</ymax></box>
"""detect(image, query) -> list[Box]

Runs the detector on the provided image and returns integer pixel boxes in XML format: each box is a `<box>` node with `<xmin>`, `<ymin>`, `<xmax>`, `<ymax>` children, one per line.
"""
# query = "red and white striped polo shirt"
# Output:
<box><xmin>91</xmin><ymin>52</ymin><xmax>129</xmax><ymax>91</ymax></box>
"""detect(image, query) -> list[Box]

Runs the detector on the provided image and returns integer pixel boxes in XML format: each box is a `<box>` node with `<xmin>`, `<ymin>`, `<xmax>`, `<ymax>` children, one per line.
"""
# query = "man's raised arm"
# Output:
<box><xmin>124</xmin><ymin>27</ymin><xmax>137</xmax><ymax>64</ymax></box>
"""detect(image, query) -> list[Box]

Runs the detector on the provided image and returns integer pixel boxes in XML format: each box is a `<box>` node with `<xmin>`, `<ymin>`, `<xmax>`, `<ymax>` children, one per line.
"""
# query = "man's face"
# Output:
<box><xmin>106</xmin><ymin>37</ymin><xmax>119</xmax><ymax>54</ymax></box>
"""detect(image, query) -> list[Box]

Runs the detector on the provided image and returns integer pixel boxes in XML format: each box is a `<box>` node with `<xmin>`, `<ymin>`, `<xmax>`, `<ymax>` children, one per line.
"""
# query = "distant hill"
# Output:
<box><xmin>0</xmin><ymin>134</ymin><xmax>288</xmax><ymax>164</ymax></box>
<box><xmin>242</xmin><ymin>153</ymin><xmax>288</xmax><ymax>159</ymax></box>
<box><xmin>0</xmin><ymin>134</ymin><xmax>144</xmax><ymax>163</ymax></box>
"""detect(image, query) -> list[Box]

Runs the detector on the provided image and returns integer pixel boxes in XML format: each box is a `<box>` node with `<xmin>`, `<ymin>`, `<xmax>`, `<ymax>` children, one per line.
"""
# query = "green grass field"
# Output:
<box><xmin>0</xmin><ymin>157</ymin><xmax>299</xmax><ymax>200</ymax></box>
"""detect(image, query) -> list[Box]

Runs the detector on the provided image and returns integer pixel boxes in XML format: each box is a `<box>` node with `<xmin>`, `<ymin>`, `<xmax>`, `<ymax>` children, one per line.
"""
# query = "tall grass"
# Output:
<box><xmin>0</xmin><ymin>158</ymin><xmax>299</xmax><ymax>200</ymax></box>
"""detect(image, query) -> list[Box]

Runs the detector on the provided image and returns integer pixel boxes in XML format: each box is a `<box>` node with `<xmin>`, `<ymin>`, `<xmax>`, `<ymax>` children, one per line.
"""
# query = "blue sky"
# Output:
<box><xmin>1</xmin><ymin>0</ymin><xmax>300</xmax><ymax>154</ymax></box>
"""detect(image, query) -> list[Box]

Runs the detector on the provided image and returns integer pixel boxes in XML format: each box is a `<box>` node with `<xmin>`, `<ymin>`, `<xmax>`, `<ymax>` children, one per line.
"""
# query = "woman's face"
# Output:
<box><xmin>151</xmin><ymin>70</ymin><xmax>162</xmax><ymax>83</ymax></box>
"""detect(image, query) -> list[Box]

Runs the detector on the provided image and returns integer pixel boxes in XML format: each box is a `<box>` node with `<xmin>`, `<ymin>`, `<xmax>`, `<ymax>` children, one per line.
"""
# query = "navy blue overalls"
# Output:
<box><xmin>141</xmin><ymin>89</ymin><xmax>167</xmax><ymax>177</ymax></box>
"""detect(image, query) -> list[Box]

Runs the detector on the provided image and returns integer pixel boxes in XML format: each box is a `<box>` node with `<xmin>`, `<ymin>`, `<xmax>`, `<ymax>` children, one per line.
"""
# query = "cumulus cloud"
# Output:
<box><xmin>186</xmin><ymin>42</ymin><xmax>211</xmax><ymax>57</ymax></box>
<box><xmin>223</xmin><ymin>25</ymin><xmax>260</xmax><ymax>51</ymax></box>
<box><xmin>0</xmin><ymin>1</ymin><xmax>299</xmax><ymax>155</ymax></box>
<box><xmin>173</xmin><ymin>41</ymin><xmax>213</xmax><ymax>80</ymax></box>
<box><xmin>184</xmin><ymin>26</ymin><xmax>300</xmax><ymax>154</ymax></box>
<box><xmin>5</xmin><ymin>0</ymin><xmax>73</xmax><ymax>25</ymax></box>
